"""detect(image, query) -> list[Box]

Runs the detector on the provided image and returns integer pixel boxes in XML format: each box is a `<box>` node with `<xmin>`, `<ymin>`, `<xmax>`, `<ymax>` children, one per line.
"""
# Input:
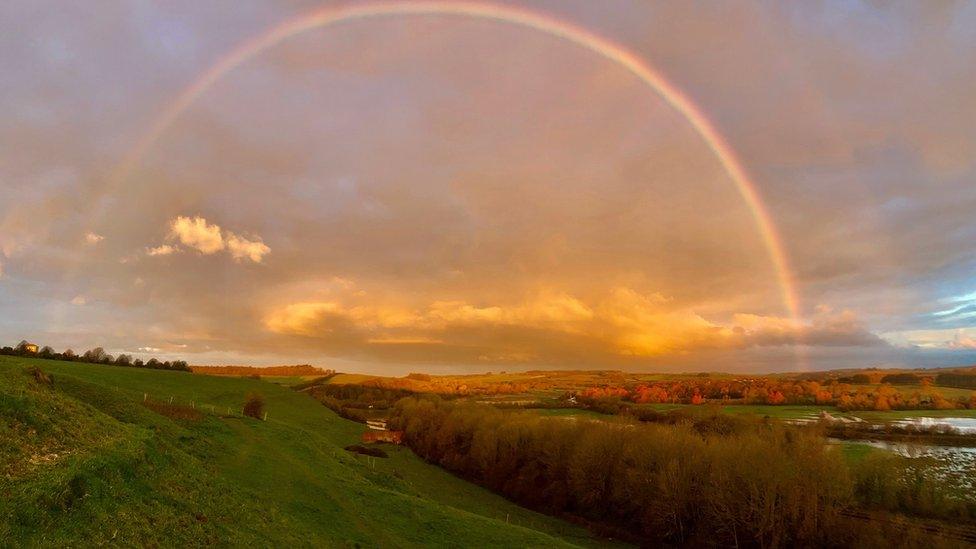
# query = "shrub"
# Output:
<box><xmin>26</xmin><ymin>367</ymin><xmax>52</xmax><ymax>386</ymax></box>
<box><xmin>243</xmin><ymin>392</ymin><xmax>265</xmax><ymax>419</ymax></box>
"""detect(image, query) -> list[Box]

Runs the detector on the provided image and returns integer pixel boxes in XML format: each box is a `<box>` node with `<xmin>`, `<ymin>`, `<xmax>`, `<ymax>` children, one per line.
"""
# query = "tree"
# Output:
<box><xmin>82</xmin><ymin>347</ymin><xmax>107</xmax><ymax>363</ymax></box>
<box><xmin>115</xmin><ymin>354</ymin><xmax>132</xmax><ymax>366</ymax></box>
<box><xmin>62</xmin><ymin>349</ymin><xmax>76</xmax><ymax>361</ymax></box>
<box><xmin>15</xmin><ymin>340</ymin><xmax>33</xmax><ymax>354</ymax></box>
<box><xmin>38</xmin><ymin>346</ymin><xmax>55</xmax><ymax>359</ymax></box>
<box><xmin>243</xmin><ymin>392</ymin><xmax>265</xmax><ymax>419</ymax></box>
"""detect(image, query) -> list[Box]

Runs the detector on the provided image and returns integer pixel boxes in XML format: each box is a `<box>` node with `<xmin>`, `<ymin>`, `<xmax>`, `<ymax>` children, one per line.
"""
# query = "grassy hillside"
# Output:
<box><xmin>0</xmin><ymin>356</ymin><xmax>613</xmax><ymax>547</ymax></box>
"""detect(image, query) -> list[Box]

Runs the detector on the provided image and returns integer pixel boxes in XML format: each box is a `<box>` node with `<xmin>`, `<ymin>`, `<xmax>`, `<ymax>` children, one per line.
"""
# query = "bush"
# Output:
<box><xmin>243</xmin><ymin>392</ymin><xmax>265</xmax><ymax>419</ymax></box>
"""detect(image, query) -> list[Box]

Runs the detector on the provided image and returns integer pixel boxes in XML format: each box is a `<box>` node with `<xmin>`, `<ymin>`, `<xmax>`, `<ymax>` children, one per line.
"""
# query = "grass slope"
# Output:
<box><xmin>0</xmin><ymin>356</ymin><xmax>611</xmax><ymax>547</ymax></box>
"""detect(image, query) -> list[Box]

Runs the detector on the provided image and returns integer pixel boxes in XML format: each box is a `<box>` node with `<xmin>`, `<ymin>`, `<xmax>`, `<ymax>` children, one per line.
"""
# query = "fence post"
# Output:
<box><xmin>263</xmin><ymin>412</ymin><xmax>267</xmax><ymax>421</ymax></box>
<box><xmin>143</xmin><ymin>393</ymin><xmax>147</xmax><ymax>402</ymax></box>
<box><xmin>169</xmin><ymin>396</ymin><xmax>173</xmax><ymax>404</ymax></box>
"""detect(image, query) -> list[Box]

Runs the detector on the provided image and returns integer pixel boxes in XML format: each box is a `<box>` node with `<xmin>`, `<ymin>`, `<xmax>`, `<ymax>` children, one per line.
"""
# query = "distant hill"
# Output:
<box><xmin>191</xmin><ymin>364</ymin><xmax>331</xmax><ymax>377</ymax></box>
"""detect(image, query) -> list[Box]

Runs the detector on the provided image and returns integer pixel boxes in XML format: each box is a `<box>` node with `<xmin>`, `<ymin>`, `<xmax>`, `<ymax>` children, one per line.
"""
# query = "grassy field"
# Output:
<box><xmin>0</xmin><ymin>356</ymin><xmax>616</xmax><ymax>547</ymax></box>
<box><xmin>528</xmin><ymin>402</ymin><xmax>976</xmax><ymax>422</ymax></box>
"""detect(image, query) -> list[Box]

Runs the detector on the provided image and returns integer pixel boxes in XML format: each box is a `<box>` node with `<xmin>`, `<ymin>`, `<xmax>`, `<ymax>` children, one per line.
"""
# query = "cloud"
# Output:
<box><xmin>264</xmin><ymin>289</ymin><xmax>883</xmax><ymax>364</ymax></box>
<box><xmin>146</xmin><ymin>244</ymin><xmax>178</xmax><ymax>256</ymax></box>
<box><xmin>157</xmin><ymin>216</ymin><xmax>269</xmax><ymax>263</ymax></box>
<box><xmin>225</xmin><ymin>232</ymin><xmax>270</xmax><ymax>263</ymax></box>
<box><xmin>949</xmin><ymin>331</ymin><xmax>976</xmax><ymax>350</ymax></box>
<box><xmin>70</xmin><ymin>295</ymin><xmax>86</xmax><ymax>305</ymax></box>
<box><xmin>84</xmin><ymin>232</ymin><xmax>103</xmax><ymax>245</ymax></box>
<box><xmin>168</xmin><ymin>216</ymin><xmax>224</xmax><ymax>254</ymax></box>
<box><xmin>732</xmin><ymin>306</ymin><xmax>885</xmax><ymax>348</ymax></box>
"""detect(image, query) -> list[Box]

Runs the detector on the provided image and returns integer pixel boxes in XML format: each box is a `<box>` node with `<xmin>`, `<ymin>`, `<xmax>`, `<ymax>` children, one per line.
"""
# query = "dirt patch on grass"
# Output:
<box><xmin>344</xmin><ymin>444</ymin><xmax>388</xmax><ymax>458</ymax></box>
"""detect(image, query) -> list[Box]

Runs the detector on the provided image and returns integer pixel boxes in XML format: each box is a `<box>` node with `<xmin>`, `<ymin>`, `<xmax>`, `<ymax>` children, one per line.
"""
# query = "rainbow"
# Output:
<box><xmin>109</xmin><ymin>0</ymin><xmax>801</xmax><ymax>325</ymax></box>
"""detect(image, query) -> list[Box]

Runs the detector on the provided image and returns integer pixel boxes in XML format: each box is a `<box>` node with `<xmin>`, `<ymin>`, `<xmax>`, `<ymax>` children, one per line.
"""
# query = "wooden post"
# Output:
<box><xmin>143</xmin><ymin>393</ymin><xmax>147</xmax><ymax>402</ymax></box>
<box><xmin>169</xmin><ymin>396</ymin><xmax>173</xmax><ymax>404</ymax></box>
<box><xmin>263</xmin><ymin>412</ymin><xmax>267</xmax><ymax>421</ymax></box>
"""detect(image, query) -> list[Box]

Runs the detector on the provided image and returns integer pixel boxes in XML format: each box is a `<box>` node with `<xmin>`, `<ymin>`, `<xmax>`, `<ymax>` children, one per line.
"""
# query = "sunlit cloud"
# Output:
<box><xmin>146</xmin><ymin>244</ymin><xmax>178</xmax><ymax>256</ymax></box>
<box><xmin>264</xmin><ymin>288</ymin><xmax>882</xmax><ymax>364</ymax></box>
<box><xmin>70</xmin><ymin>295</ymin><xmax>87</xmax><ymax>305</ymax></box>
<box><xmin>225</xmin><ymin>232</ymin><xmax>270</xmax><ymax>263</ymax></box>
<box><xmin>158</xmin><ymin>215</ymin><xmax>269</xmax><ymax>263</ymax></box>
<box><xmin>84</xmin><ymin>232</ymin><xmax>104</xmax><ymax>245</ymax></box>
<box><xmin>168</xmin><ymin>216</ymin><xmax>224</xmax><ymax>255</ymax></box>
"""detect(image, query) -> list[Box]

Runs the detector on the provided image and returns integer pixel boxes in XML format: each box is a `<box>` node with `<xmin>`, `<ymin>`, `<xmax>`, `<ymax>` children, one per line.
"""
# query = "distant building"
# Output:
<box><xmin>366</xmin><ymin>419</ymin><xmax>387</xmax><ymax>431</ymax></box>
<box><xmin>18</xmin><ymin>341</ymin><xmax>38</xmax><ymax>354</ymax></box>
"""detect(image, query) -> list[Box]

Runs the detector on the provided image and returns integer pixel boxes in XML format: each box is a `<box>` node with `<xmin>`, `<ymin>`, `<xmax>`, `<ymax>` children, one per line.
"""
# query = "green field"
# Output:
<box><xmin>0</xmin><ymin>356</ymin><xmax>616</xmax><ymax>547</ymax></box>
<box><xmin>530</xmin><ymin>402</ymin><xmax>976</xmax><ymax>422</ymax></box>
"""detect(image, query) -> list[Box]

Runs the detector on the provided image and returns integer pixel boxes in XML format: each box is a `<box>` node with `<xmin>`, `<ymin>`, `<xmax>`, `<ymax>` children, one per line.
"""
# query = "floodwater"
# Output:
<box><xmin>831</xmin><ymin>435</ymin><xmax>976</xmax><ymax>497</ymax></box>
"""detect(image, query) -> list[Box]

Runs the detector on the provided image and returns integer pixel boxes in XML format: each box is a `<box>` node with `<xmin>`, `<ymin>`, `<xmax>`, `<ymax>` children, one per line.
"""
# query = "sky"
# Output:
<box><xmin>1</xmin><ymin>0</ymin><xmax>975</xmax><ymax>374</ymax></box>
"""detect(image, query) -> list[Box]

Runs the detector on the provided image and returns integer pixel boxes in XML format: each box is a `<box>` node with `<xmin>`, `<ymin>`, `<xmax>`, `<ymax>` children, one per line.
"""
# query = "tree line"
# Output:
<box><xmin>1</xmin><ymin>340</ymin><xmax>190</xmax><ymax>372</ymax></box>
<box><xmin>389</xmin><ymin>397</ymin><xmax>974</xmax><ymax>546</ymax></box>
<box><xmin>575</xmin><ymin>376</ymin><xmax>976</xmax><ymax>411</ymax></box>
<box><xmin>935</xmin><ymin>372</ymin><xmax>976</xmax><ymax>389</ymax></box>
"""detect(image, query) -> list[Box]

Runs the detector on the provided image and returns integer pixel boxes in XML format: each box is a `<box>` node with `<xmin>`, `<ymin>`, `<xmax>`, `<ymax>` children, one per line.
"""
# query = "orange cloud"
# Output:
<box><xmin>157</xmin><ymin>216</ymin><xmax>269</xmax><ymax>263</ymax></box>
<box><xmin>263</xmin><ymin>288</ymin><xmax>881</xmax><ymax>364</ymax></box>
<box><xmin>168</xmin><ymin>216</ymin><xmax>224</xmax><ymax>254</ymax></box>
<box><xmin>225</xmin><ymin>232</ymin><xmax>271</xmax><ymax>263</ymax></box>
<box><xmin>146</xmin><ymin>244</ymin><xmax>178</xmax><ymax>256</ymax></box>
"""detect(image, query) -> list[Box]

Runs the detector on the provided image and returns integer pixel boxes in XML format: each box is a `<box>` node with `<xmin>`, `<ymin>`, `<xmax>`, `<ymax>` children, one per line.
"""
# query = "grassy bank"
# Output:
<box><xmin>0</xmin><ymin>356</ymin><xmax>612</xmax><ymax>547</ymax></box>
